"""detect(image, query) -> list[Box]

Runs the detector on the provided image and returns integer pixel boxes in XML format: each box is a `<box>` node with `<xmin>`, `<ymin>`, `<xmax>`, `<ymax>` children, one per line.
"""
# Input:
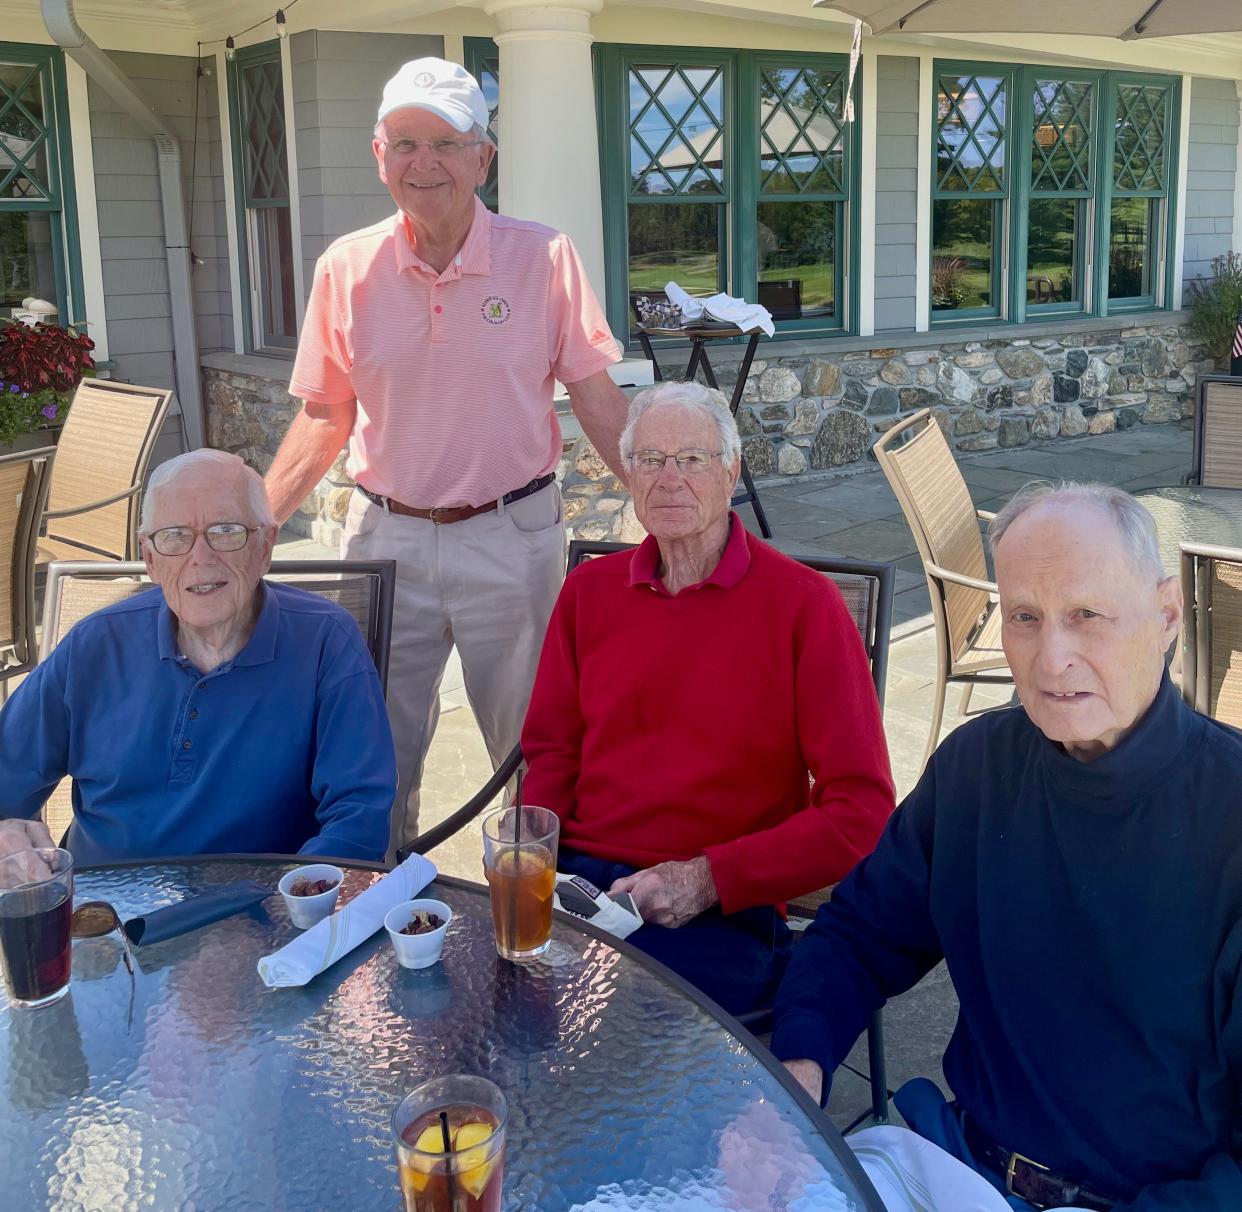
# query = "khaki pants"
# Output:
<box><xmin>341</xmin><ymin>484</ymin><xmax>566</xmax><ymax>856</ymax></box>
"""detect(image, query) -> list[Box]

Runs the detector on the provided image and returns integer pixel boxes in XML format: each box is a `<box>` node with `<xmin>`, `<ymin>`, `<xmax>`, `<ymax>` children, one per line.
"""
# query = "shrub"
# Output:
<box><xmin>1186</xmin><ymin>251</ymin><xmax>1242</xmax><ymax>362</ymax></box>
<box><xmin>931</xmin><ymin>256</ymin><xmax>967</xmax><ymax>310</ymax></box>
<box><xmin>0</xmin><ymin>321</ymin><xmax>95</xmax><ymax>448</ymax></box>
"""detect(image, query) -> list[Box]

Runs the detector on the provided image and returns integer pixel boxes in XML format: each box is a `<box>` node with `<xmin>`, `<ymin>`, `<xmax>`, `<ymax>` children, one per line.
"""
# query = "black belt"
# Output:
<box><xmin>357</xmin><ymin>474</ymin><xmax>554</xmax><ymax>525</ymax></box>
<box><xmin>964</xmin><ymin>1117</ymin><xmax>1116</xmax><ymax>1210</ymax></box>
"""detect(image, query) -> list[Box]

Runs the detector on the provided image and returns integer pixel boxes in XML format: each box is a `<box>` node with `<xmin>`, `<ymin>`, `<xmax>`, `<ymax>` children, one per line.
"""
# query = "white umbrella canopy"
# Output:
<box><xmin>811</xmin><ymin>0</ymin><xmax>1242</xmax><ymax>39</ymax></box>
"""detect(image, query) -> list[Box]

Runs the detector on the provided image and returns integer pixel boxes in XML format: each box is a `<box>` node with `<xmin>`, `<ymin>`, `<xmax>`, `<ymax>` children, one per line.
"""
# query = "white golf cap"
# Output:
<box><xmin>376</xmin><ymin>58</ymin><xmax>488</xmax><ymax>133</ymax></box>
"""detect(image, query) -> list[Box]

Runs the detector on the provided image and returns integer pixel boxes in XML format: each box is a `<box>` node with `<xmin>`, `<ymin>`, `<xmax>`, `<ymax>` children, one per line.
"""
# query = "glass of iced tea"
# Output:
<box><xmin>0</xmin><ymin>848</ymin><xmax>74</xmax><ymax>1009</ymax></box>
<box><xmin>393</xmin><ymin>1074</ymin><xmax>507</xmax><ymax>1212</ymax></box>
<box><xmin>481</xmin><ymin>806</ymin><xmax>558</xmax><ymax>962</ymax></box>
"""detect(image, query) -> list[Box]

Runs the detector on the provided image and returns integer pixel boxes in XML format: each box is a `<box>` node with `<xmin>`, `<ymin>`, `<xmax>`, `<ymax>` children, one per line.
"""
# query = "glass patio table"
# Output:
<box><xmin>1</xmin><ymin>856</ymin><xmax>883</xmax><ymax>1212</ymax></box>
<box><xmin>1135</xmin><ymin>485</ymin><xmax>1242</xmax><ymax>574</ymax></box>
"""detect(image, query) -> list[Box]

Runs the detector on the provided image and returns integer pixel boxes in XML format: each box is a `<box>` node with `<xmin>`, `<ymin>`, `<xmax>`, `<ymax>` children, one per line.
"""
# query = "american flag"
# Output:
<box><xmin>1234</xmin><ymin>310</ymin><xmax>1242</xmax><ymax>361</ymax></box>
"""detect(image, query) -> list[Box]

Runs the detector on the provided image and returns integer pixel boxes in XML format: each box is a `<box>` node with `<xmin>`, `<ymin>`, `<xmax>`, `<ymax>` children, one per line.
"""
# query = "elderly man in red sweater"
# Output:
<box><xmin>521</xmin><ymin>381</ymin><xmax>894</xmax><ymax>1013</ymax></box>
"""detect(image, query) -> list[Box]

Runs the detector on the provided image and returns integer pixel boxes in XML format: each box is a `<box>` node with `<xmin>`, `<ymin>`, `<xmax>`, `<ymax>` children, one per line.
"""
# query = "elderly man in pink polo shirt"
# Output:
<box><xmin>266</xmin><ymin>58</ymin><xmax>627</xmax><ymax>853</ymax></box>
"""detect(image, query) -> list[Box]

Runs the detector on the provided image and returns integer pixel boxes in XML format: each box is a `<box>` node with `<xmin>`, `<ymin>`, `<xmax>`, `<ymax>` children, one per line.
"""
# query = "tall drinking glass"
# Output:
<box><xmin>0</xmin><ymin>848</ymin><xmax>74</xmax><ymax>1008</ymax></box>
<box><xmin>481</xmin><ymin>806</ymin><xmax>558</xmax><ymax>962</ymax></box>
<box><xmin>393</xmin><ymin>1074</ymin><xmax>507</xmax><ymax>1212</ymax></box>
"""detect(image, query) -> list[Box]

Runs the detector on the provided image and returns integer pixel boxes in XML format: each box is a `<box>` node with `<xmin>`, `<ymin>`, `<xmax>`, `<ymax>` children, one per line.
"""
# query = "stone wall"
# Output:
<box><xmin>722</xmin><ymin>322</ymin><xmax>1210</xmax><ymax>479</ymax></box>
<box><xmin>203</xmin><ymin>319</ymin><xmax>1214</xmax><ymax>546</ymax></box>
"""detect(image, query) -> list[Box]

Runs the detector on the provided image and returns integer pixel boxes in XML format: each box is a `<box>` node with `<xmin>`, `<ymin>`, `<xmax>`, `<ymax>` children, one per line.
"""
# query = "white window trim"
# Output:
<box><xmin>63</xmin><ymin>57</ymin><xmax>106</xmax><ymax>357</ymax></box>
<box><xmin>215</xmin><ymin>47</ymin><xmax>245</xmax><ymax>354</ymax></box>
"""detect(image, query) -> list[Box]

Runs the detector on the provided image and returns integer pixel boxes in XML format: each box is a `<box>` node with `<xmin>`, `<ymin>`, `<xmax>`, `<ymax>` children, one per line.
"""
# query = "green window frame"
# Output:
<box><xmin>464</xmin><ymin>38</ymin><xmax>499</xmax><ymax>212</ymax></box>
<box><xmin>930</xmin><ymin>59</ymin><xmax>1179</xmax><ymax>328</ymax></box>
<box><xmin>227</xmin><ymin>39</ymin><xmax>296</xmax><ymax>354</ymax></box>
<box><xmin>596</xmin><ymin>44</ymin><xmax>861</xmax><ymax>344</ymax></box>
<box><xmin>0</xmin><ymin>43</ymin><xmax>83</xmax><ymax>329</ymax></box>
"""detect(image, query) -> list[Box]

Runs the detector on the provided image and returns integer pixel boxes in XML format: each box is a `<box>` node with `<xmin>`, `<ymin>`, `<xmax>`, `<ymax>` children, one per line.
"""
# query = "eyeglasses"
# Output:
<box><xmin>381</xmin><ymin>137</ymin><xmax>484</xmax><ymax>159</ymax></box>
<box><xmin>145</xmin><ymin>522</ymin><xmax>261</xmax><ymax>557</ymax></box>
<box><xmin>628</xmin><ymin>449</ymin><xmax>724</xmax><ymax>476</ymax></box>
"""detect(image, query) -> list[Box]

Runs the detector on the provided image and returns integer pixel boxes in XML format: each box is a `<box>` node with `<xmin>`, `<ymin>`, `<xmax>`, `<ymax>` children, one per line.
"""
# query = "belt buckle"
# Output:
<box><xmin>1006</xmin><ymin>1150</ymin><xmax>1051</xmax><ymax>1206</ymax></box>
<box><xmin>428</xmin><ymin>506</ymin><xmax>454</xmax><ymax>525</ymax></box>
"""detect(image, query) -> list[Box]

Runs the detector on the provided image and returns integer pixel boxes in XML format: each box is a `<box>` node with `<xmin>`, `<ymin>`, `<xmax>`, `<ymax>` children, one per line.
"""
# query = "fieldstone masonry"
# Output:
<box><xmin>202</xmin><ymin>320</ymin><xmax>1214</xmax><ymax>546</ymax></box>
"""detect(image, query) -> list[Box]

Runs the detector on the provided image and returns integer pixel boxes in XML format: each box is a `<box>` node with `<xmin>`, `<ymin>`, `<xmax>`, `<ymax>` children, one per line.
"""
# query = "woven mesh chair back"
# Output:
<box><xmin>0</xmin><ymin>450</ymin><xmax>52</xmax><ymax>664</ymax></box>
<box><xmin>1200</xmin><ymin>379</ymin><xmax>1242</xmax><ymax>490</ymax></box>
<box><xmin>44</xmin><ymin>380</ymin><xmax>172</xmax><ymax>559</ymax></box>
<box><xmin>1206</xmin><ymin>557</ymin><xmax>1242</xmax><ymax>728</ymax></box>
<box><xmin>38</xmin><ymin>564</ymin><xmax>388</xmax><ymax>845</ymax></box>
<box><xmin>874</xmin><ymin>410</ymin><xmax>990</xmax><ymax>663</ymax></box>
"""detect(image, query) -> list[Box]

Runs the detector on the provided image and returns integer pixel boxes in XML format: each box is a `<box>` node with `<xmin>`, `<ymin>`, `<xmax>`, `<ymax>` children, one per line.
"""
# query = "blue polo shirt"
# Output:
<box><xmin>0</xmin><ymin>581</ymin><xmax>396</xmax><ymax>864</ymax></box>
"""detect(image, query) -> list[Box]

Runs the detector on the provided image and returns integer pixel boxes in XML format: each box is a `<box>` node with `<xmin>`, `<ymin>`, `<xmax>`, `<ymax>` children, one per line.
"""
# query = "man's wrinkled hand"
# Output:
<box><xmin>0</xmin><ymin>819</ymin><xmax>56</xmax><ymax>884</ymax></box>
<box><xmin>784</xmin><ymin>1058</ymin><xmax>825</xmax><ymax>1106</ymax></box>
<box><xmin>609</xmin><ymin>856</ymin><xmax>717</xmax><ymax>928</ymax></box>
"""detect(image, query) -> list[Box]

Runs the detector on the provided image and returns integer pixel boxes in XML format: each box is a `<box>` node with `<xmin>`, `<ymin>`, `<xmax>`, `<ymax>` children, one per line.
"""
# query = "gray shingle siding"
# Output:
<box><xmin>289</xmin><ymin>30</ymin><xmax>443</xmax><ymax>295</ymax></box>
<box><xmin>1181</xmin><ymin>77</ymin><xmax>1240</xmax><ymax>303</ymax></box>
<box><xmin>873</xmin><ymin>56</ymin><xmax>919</xmax><ymax>332</ymax></box>
<box><xmin>87</xmin><ymin>51</ymin><xmax>231</xmax><ymax>394</ymax></box>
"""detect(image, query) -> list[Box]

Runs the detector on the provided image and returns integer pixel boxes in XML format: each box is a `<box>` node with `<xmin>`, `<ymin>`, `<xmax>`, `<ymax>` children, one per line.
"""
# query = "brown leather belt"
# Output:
<box><xmin>964</xmin><ymin>1117</ymin><xmax>1116</xmax><ymax>1210</ymax></box>
<box><xmin>357</xmin><ymin>474</ymin><xmax>554</xmax><ymax>525</ymax></box>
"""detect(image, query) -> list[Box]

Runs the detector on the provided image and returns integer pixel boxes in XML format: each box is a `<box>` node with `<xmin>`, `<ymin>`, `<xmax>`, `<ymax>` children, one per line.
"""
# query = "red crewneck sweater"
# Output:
<box><xmin>521</xmin><ymin>516</ymin><xmax>894</xmax><ymax>914</ymax></box>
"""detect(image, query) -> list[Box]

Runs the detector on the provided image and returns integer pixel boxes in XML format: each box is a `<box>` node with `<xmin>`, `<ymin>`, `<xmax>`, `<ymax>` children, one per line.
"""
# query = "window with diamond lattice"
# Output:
<box><xmin>930</xmin><ymin>61</ymin><xmax>1178</xmax><ymax>324</ymax></box>
<box><xmin>229</xmin><ymin>41</ymin><xmax>296</xmax><ymax>353</ymax></box>
<box><xmin>600</xmin><ymin>46</ymin><xmax>857</xmax><ymax>339</ymax></box>
<box><xmin>0</xmin><ymin>46</ymin><xmax>79</xmax><ymax>325</ymax></box>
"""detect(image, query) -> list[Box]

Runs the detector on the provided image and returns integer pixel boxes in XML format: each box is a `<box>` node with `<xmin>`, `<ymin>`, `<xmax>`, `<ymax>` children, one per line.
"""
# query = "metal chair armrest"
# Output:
<box><xmin>925</xmin><ymin>561</ymin><xmax>999</xmax><ymax>598</ymax></box>
<box><xmin>44</xmin><ymin>483</ymin><xmax>141</xmax><ymax>520</ymax></box>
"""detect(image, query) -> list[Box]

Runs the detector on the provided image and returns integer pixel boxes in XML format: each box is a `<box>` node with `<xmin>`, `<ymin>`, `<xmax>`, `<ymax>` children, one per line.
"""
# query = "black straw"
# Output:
<box><xmin>439</xmin><ymin>1110</ymin><xmax>457</xmax><ymax>1205</ymax></box>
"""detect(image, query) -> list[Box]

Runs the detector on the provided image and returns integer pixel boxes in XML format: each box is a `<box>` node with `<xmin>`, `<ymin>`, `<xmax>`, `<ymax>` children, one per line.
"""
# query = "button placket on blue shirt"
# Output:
<box><xmin>169</xmin><ymin>659</ymin><xmax>231</xmax><ymax>785</ymax></box>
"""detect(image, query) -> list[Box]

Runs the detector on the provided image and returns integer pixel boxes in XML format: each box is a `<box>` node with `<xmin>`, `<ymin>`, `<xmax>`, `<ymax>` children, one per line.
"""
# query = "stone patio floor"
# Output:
<box><xmin>277</xmin><ymin>420</ymin><xmax>1194</xmax><ymax>1127</ymax></box>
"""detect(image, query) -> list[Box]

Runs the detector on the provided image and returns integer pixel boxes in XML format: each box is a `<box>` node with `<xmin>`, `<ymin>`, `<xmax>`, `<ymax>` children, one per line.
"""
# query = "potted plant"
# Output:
<box><xmin>0</xmin><ymin>320</ymin><xmax>95</xmax><ymax>452</ymax></box>
<box><xmin>931</xmin><ymin>256</ymin><xmax>967</xmax><ymax>310</ymax></box>
<box><xmin>1186</xmin><ymin>251</ymin><xmax>1242</xmax><ymax>366</ymax></box>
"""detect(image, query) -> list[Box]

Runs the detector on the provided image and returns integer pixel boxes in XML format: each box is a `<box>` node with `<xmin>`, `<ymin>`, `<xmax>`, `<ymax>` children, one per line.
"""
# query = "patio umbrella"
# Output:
<box><xmin>811</xmin><ymin>0</ymin><xmax>1242</xmax><ymax>39</ymax></box>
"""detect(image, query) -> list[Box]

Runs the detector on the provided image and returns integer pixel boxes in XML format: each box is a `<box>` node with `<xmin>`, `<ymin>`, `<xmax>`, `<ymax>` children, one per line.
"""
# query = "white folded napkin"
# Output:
<box><xmin>257</xmin><ymin>853</ymin><xmax>438</xmax><ymax>988</ymax></box>
<box><xmin>664</xmin><ymin>282</ymin><xmax>775</xmax><ymax>337</ymax></box>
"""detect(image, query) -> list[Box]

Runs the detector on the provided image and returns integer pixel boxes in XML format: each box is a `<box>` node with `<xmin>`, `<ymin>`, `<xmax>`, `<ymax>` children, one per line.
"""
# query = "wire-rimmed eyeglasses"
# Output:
<box><xmin>144</xmin><ymin>523</ymin><xmax>261</xmax><ymax>557</ymax></box>
<box><xmin>627</xmin><ymin>449</ymin><xmax>724</xmax><ymax>476</ymax></box>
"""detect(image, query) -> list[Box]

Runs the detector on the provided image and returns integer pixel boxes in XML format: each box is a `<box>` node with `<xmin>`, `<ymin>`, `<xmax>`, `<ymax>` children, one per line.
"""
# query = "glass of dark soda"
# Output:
<box><xmin>0</xmin><ymin>848</ymin><xmax>74</xmax><ymax>1009</ymax></box>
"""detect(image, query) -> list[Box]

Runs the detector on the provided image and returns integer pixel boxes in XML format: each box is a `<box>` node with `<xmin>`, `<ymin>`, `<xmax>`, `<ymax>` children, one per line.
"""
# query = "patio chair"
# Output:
<box><xmin>1180</xmin><ymin>542</ymin><xmax>1242</xmax><ymax>729</ymax></box>
<box><xmin>1184</xmin><ymin>375</ymin><xmax>1242</xmax><ymax>489</ymax></box>
<box><xmin>873</xmin><ymin>409</ymin><xmax>1012</xmax><ymax>771</ymax></box>
<box><xmin>0</xmin><ymin>447</ymin><xmax>54</xmax><ymax>698</ymax></box>
<box><xmin>38</xmin><ymin>378</ymin><xmax>173</xmax><ymax>563</ymax></box>
<box><xmin>37</xmin><ymin>559</ymin><xmax>396</xmax><ymax>844</ymax></box>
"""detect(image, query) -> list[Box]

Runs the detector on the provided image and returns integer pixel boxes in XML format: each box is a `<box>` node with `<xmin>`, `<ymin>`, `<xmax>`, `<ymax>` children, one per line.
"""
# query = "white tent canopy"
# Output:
<box><xmin>811</xmin><ymin>0</ymin><xmax>1242</xmax><ymax>40</ymax></box>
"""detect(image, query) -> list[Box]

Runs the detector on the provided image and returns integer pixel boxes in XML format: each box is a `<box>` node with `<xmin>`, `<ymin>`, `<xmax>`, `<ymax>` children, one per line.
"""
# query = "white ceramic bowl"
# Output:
<box><xmin>384</xmin><ymin>898</ymin><xmax>452</xmax><ymax>970</ymax></box>
<box><xmin>278</xmin><ymin>864</ymin><xmax>344</xmax><ymax>929</ymax></box>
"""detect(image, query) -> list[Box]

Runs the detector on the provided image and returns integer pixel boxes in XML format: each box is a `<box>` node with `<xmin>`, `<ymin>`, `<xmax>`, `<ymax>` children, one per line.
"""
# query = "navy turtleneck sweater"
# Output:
<box><xmin>772</xmin><ymin>675</ymin><xmax>1242</xmax><ymax>1210</ymax></box>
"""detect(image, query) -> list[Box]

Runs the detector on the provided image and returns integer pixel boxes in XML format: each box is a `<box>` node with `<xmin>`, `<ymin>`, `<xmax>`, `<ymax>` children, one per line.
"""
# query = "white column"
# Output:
<box><xmin>1232</xmin><ymin>81</ymin><xmax>1242</xmax><ymax>260</ymax></box>
<box><xmin>63</xmin><ymin>59</ymin><xmax>107</xmax><ymax>356</ymax></box>
<box><xmin>1170</xmin><ymin>74</ymin><xmax>1193</xmax><ymax>309</ymax></box>
<box><xmin>484</xmin><ymin>0</ymin><xmax>607</xmax><ymax>301</ymax></box>
<box><xmin>914</xmin><ymin>52</ymin><xmax>933</xmax><ymax>333</ymax></box>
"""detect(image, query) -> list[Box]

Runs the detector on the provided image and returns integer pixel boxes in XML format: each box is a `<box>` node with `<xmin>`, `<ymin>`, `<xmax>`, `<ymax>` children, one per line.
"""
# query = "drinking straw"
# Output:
<box><xmin>509</xmin><ymin>771</ymin><xmax>524</xmax><ymax>954</ymax></box>
<box><xmin>439</xmin><ymin>1110</ymin><xmax>457</xmax><ymax>1206</ymax></box>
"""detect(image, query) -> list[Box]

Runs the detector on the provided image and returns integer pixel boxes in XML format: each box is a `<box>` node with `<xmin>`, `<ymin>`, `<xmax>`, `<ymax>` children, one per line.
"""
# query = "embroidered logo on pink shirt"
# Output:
<box><xmin>481</xmin><ymin>296</ymin><xmax>511</xmax><ymax>324</ymax></box>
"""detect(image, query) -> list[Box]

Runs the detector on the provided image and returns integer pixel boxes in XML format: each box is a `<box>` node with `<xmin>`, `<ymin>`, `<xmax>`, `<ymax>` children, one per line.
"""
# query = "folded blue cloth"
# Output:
<box><xmin>123</xmin><ymin>881</ymin><xmax>270</xmax><ymax>946</ymax></box>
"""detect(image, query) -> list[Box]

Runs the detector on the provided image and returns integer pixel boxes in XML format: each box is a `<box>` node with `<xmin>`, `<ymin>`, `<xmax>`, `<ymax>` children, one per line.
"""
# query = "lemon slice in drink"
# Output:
<box><xmin>453</xmin><ymin>1121</ymin><xmax>499</xmax><ymax>1198</ymax></box>
<box><xmin>402</xmin><ymin>1125</ymin><xmax>446</xmax><ymax>1192</ymax></box>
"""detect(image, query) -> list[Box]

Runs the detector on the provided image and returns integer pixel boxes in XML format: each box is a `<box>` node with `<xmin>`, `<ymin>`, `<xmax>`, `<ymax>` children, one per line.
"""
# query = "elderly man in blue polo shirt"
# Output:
<box><xmin>0</xmin><ymin>449</ymin><xmax>395</xmax><ymax>865</ymax></box>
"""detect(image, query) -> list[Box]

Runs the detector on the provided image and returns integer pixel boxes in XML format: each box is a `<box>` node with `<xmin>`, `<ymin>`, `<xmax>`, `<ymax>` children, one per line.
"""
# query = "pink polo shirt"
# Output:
<box><xmin>289</xmin><ymin>197</ymin><xmax>621</xmax><ymax>508</ymax></box>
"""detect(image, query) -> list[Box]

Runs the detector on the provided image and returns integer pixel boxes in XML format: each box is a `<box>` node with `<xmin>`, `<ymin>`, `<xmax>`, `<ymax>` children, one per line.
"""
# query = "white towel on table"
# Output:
<box><xmin>664</xmin><ymin>281</ymin><xmax>775</xmax><ymax>337</ymax></box>
<box><xmin>257</xmin><ymin>853</ymin><xmax>438</xmax><ymax>988</ymax></box>
<box><xmin>849</xmin><ymin>1125</ymin><xmax>1090</xmax><ymax>1212</ymax></box>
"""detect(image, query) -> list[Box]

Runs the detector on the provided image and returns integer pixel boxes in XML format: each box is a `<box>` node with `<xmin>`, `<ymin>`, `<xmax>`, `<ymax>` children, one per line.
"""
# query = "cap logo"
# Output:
<box><xmin>413</xmin><ymin>71</ymin><xmax>435</xmax><ymax>87</ymax></box>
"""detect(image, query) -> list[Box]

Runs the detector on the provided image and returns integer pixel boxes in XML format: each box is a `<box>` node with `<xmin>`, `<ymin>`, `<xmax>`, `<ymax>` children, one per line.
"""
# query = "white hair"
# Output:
<box><xmin>140</xmin><ymin>449</ymin><xmax>275</xmax><ymax>533</ymax></box>
<box><xmin>619</xmin><ymin>381</ymin><xmax>742</xmax><ymax>470</ymax></box>
<box><xmin>988</xmin><ymin>481</ymin><xmax>1165</xmax><ymax>582</ymax></box>
<box><xmin>373</xmin><ymin>119</ymin><xmax>493</xmax><ymax>148</ymax></box>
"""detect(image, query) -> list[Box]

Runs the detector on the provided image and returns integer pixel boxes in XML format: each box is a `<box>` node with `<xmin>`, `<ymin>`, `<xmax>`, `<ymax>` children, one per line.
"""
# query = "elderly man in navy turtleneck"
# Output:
<box><xmin>774</xmin><ymin>481</ymin><xmax>1242</xmax><ymax>1212</ymax></box>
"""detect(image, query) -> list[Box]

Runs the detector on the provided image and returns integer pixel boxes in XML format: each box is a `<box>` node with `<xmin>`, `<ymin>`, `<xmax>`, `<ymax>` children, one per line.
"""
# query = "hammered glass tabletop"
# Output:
<box><xmin>1136</xmin><ymin>485</ymin><xmax>1242</xmax><ymax>574</ymax></box>
<box><xmin>0</xmin><ymin>859</ymin><xmax>878</xmax><ymax>1211</ymax></box>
